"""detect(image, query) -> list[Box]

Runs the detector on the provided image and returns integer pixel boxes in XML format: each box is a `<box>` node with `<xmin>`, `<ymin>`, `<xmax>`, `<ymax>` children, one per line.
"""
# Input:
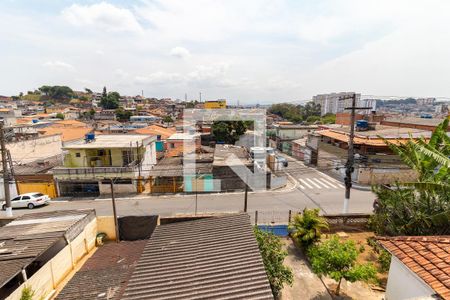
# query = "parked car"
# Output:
<box><xmin>1</xmin><ymin>193</ymin><xmax>50</xmax><ymax>210</ymax></box>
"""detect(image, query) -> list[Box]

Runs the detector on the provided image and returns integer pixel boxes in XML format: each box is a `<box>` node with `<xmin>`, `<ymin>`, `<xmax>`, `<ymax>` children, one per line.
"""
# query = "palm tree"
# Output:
<box><xmin>372</xmin><ymin>119</ymin><xmax>450</xmax><ymax>235</ymax></box>
<box><xmin>288</xmin><ymin>208</ymin><xmax>329</xmax><ymax>249</ymax></box>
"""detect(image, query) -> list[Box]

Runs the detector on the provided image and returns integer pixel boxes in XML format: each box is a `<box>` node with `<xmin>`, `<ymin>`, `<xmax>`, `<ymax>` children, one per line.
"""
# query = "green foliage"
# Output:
<box><xmin>55</xmin><ymin>113</ymin><xmax>65</xmax><ymax>120</ymax></box>
<box><xmin>163</xmin><ymin>115</ymin><xmax>174</xmax><ymax>123</ymax></box>
<box><xmin>212</xmin><ymin>121</ymin><xmax>247</xmax><ymax>144</ymax></box>
<box><xmin>377</xmin><ymin>249</ymin><xmax>391</xmax><ymax>273</ymax></box>
<box><xmin>115</xmin><ymin>108</ymin><xmax>132</xmax><ymax>121</ymax></box>
<box><xmin>372</xmin><ymin>119</ymin><xmax>450</xmax><ymax>236</ymax></box>
<box><xmin>100</xmin><ymin>89</ymin><xmax>120</xmax><ymax>109</ymax></box>
<box><xmin>309</xmin><ymin>236</ymin><xmax>377</xmax><ymax>295</ymax></box>
<box><xmin>306</xmin><ymin>115</ymin><xmax>320</xmax><ymax>124</ymax></box>
<box><xmin>84</xmin><ymin>88</ymin><xmax>93</xmax><ymax>94</ymax></box>
<box><xmin>20</xmin><ymin>286</ymin><xmax>34</xmax><ymax>300</ymax></box>
<box><xmin>269</xmin><ymin>101</ymin><xmax>321</xmax><ymax>123</ymax></box>
<box><xmin>321</xmin><ymin>113</ymin><xmax>336</xmax><ymax>124</ymax></box>
<box><xmin>38</xmin><ymin>85</ymin><xmax>74</xmax><ymax>100</ymax></box>
<box><xmin>288</xmin><ymin>208</ymin><xmax>329</xmax><ymax>249</ymax></box>
<box><xmin>253</xmin><ymin>227</ymin><xmax>293</xmax><ymax>297</ymax></box>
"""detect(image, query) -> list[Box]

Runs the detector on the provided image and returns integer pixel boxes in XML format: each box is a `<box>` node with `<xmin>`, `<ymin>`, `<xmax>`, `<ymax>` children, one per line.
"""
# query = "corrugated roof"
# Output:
<box><xmin>55</xmin><ymin>240</ymin><xmax>147</xmax><ymax>300</ymax></box>
<box><xmin>0</xmin><ymin>210</ymin><xmax>94</xmax><ymax>288</ymax></box>
<box><xmin>377</xmin><ymin>236</ymin><xmax>450</xmax><ymax>299</ymax></box>
<box><xmin>317</xmin><ymin>129</ymin><xmax>429</xmax><ymax>146</ymax></box>
<box><xmin>122</xmin><ymin>214</ymin><xmax>273</xmax><ymax>300</ymax></box>
<box><xmin>63</xmin><ymin>135</ymin><xmax>156</xmax><ymax>149</ymax></box>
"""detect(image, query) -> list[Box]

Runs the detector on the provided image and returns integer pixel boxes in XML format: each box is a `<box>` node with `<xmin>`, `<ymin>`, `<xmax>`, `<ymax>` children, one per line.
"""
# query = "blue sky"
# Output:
<box><xmin>1</xmin><ymin>0</ymin><xmax>450</xmax><ymax>103</ymax></box>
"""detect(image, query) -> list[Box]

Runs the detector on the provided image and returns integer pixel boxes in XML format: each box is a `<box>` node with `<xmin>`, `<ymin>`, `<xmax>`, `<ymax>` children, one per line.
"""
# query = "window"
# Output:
<box><xmin>12</xmin><ymin>196</ymin><xmax>21</xmax><ymax>201</ymax></box>
<box><xmin>22</xmin><ymin>196</ymin><xmax>30</xmax><ymax>200</ymax></box>
<box><xmin>75</xmin><ymin>152</ymin><xmax>81</xmax><ymax>157</ymax></box>
<box><xmin>170</xmin><ymin>143</ymin><xmax>175</xmax><ymax>149</ymax></box>
<box><xmin>32</xmin><ymin>193</ymin><xmax>44</xmax><ymax>198</ymax></box>
<box><xmin>98</xmin><ymin>150</ymin><xmax>105</xmax><ymax>156</ymax></box>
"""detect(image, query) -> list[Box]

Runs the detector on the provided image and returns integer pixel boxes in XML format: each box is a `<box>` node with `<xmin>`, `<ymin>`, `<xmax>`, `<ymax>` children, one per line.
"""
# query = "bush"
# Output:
<box><xmin>288</xmin><ymin>208</ymin><xmax>329</xmax><ymax>250</ymax></box>
<box><xmin>253</xmin><ymin>227</ymin><xmax>293</xmax><ymax>297</ymax></box>
<box><xmin>309</xmin><ymin>236</ymin><xmax>377</xmax><ymax>295</ymax></box>
<box><xmin>20</xmin><ymin>286</ymin><xmax>34</xmax><ymax>300</ymax></box>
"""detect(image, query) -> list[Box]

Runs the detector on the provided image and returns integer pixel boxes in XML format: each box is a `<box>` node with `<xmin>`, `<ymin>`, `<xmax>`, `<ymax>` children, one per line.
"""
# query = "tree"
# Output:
<box><xmin>306</xmin><ymin>115</ymin><xmax>320</xmax><ymax>124</ymax></box>
<box><xmin>38</xmin><ymin>85</ymin><xmax>74</xmax><ymax>100</ymax></box>
<box><xmin>163</xmin><ymin>115</ymin><xmax>174</xmax><ymax>124</ymax></box>
<box><xmin>371</xmin><ymin>119</ymin><xmax>450</xmax><ymax>236</ymax></box>
<box><xmin>321</xmin><ymin>113</ymin><xmax>336</xmax><ymax>124</ymax></box>
<box><xmin>253</xmin><ymin>227</ymin><xmax>293</xmax><ymax>297</ymax></box>
<box><xmin>309</xmin><ymin>236</ymin><xmax>377</xmax><ymax>295</ymax></box>
<box><xmin>100</xmin><ymin>91</ymin><xmax>120</xmax><ymax>109</ymax></box>
<box><xmin>55</xmin><ymin>113</ymin><xmax>65</xmax><ymax>120</ymax></box>
<box><xmin>212</xmin><ymin>121</ymin><xmax>247</xmax><ymax>144</ymax></box>
<box><xmin>116</xmin><ymin>108</ymin><xmax>132</xmax><ymax>121</ymax></box>
<box><xmin>85</xmin><ymin>88</ymin><xmax>93</xmax><ymax>94</ymax></box>
<box><xmin>20</xmin><ymin>286</ymin><xmax>34</xmax><ymax>300</ymax></box>
<box><xmin>288</xmin><ymin>208</ymin><xmax>329</xmax><ymax>249</ymax></box>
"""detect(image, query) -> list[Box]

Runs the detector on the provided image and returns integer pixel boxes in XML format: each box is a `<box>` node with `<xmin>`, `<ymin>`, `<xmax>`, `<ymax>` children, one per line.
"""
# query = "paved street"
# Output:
<box><xmin>1</xmin><ymin>156</ymin><xmax>376</xmax><ymax>222</ymax></box>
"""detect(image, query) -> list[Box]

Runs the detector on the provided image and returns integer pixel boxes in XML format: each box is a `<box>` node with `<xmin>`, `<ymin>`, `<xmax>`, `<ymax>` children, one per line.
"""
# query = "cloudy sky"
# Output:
<box><xmin>1</xmin><ymin>0</ymin><xmax>450</xmax><ymax>104</ymax></box>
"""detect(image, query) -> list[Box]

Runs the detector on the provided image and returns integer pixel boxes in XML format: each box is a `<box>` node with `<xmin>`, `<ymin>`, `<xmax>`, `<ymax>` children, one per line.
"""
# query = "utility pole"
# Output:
<box><xmin>0</xmin><ymin>122</ymin><xmax>12</xmax><ymax>217</ymax></box>
<box><xmin>110</xmin><ymin>179</ymin><xmax>120</xmax><ymax>242</ymax></box>
<box><xmin>194</xmin><ymin>176</ymin><xmax>198</xmax><ymax>215</ymax></box>
<box><xmin>342</xmin><ymin>93</ymin><xmax>372</xmax><ymax>214</ymax></box>
<box><xmin>243</xmin><ymin>174</ymin><xmax>248</xmax><ymax>212</ymax></box>
<box><xmin>199</xmin><ymin>92</ymin><xmax>202</xmax><ymax>103</ymax></box>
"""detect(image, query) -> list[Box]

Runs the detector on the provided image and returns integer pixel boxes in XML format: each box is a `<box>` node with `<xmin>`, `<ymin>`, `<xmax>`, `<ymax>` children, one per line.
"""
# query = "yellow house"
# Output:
<box><xmin>204</xmin><ymin>100</ymin><xmax>226</xmax><ymax>109</ymax></box>
<box><xmin>53</xmin><ymin>134</ymin><xmax>157</xmax><ymax>196</ymax></box>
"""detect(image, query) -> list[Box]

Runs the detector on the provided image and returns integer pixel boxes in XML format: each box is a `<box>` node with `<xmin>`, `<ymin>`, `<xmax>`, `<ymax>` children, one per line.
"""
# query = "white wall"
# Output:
<box><xmin>0</xmin><ymin>179</ymin><xmax>18</xmax><ymax>200</ymax></box>
<box><xmin>386</xmin><ymin>256</ymin><xmax>435</xmax><ymax>300</ymax></box>
<box><xmin>6</xmin><ymin>134</ymin><xmax>63</xmax><ymax>164</ymax></box>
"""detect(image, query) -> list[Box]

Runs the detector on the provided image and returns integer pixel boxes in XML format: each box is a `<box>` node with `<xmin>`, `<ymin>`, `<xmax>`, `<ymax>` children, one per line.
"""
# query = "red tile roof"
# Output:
<box><xmin>377</xmin><ymin>236</ymin><xmax>450</xmax><ymax>299</ymax></box>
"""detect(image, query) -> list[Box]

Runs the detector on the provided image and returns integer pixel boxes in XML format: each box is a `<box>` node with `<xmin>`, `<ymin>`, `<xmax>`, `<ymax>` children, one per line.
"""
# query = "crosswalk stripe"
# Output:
<box><xmin>318</xmin><ymin>178</ymin><xmax>338</xmax><ymax>188</ymax></box>
<box><xmin>306</xmin><ymin>178</ymin><xmax>322</xmax><ymax>189</ymax></box>
<box><xmin>318</xmin><ymin>174</ymin><xmax>345</xmax><ymax>188</ymax></box>
<box><xmin>298</xmin><ymin>184</ymin><xmax>305</xmax><ymax>190</ymax></box>
<box><xmin>299</xmin><ymin>179</ymin><xmax>313</xmax><ymax>189</ymax></box>
<box><xmin>313</xmin><ymin>178</ymin><xmax>332</xmax><ymax>188</ymax></box>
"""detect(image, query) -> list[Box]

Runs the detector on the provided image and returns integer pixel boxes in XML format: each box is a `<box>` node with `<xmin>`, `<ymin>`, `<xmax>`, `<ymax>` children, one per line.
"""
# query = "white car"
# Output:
<box><xmin>1</xmin><ymin>193</ymin><xmax>50</xmax><ymax>210</ymax></box>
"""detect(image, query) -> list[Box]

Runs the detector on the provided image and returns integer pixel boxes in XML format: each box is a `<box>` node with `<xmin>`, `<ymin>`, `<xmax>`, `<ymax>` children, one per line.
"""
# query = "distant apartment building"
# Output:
<box><xmin>313</xmin><ymin>93</ymin><xmax>376</xmax><ymax>116</ymax></box>
<box><xmin>417</xmin><ymin>97</ymin><xmax>435</xmax><ymax>106</ymax></box>
<box><xmin>53</xmin><ymin>134</ymin><xmax>157</xmax><ymax>196</ymax></box>
<box><xmin>204</xmin><ymin>99</ymin><xmax>227</xmax><ymax>109</ymax></box>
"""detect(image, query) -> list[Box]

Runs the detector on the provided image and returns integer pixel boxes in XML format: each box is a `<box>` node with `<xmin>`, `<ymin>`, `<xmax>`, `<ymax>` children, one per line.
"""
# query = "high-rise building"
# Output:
<box><xmin>312</xmin><ymin>92</ymin><xmax>362</xmax><ymax>116</ymax></box>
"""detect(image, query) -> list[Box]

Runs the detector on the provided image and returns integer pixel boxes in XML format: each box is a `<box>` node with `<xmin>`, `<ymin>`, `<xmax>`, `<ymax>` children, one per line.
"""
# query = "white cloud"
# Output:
<box><xmin>43</xmin><ymin>60</ymin><xmax>75</xmax><ymax>71</ymax></box>
<box><xmin>134</xmin><ymin>72</ymin><xmax>184</xmax><ymax>85</ymax></box>
<box><xmin>170</xmin><ymin>47</ymin><xmax>191</xmax><ymax>59</ymax></box>
<box><xmin>62</xmin><ymin>2</ymin><xmax>142</xmax><ymax>33</ymax></box>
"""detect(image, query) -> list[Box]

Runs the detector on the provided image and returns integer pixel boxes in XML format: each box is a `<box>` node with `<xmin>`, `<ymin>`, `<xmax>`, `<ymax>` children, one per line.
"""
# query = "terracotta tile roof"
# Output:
<box><xmin>53</xmin><ymin>120</ymin><xmax>88</xmax><ymax>127</ymax></box>
<box><xmin>377</xmin><ymin>236</ymin><xmax>450</xmax><ymax>299</ymax></box>
<box><xmin>318</xmin><ymin>129</ymin><xmax>419</xmax><ymax>146</ymax></box>
<box><xmin>38</xmin><ymin>126</ymin><xmax>92</xmax><ymax>142</ymax></box>
<box><xmin>133</xmin><ymin>125</ymin><xmax>176</xmax><ymax>140</ymax></box>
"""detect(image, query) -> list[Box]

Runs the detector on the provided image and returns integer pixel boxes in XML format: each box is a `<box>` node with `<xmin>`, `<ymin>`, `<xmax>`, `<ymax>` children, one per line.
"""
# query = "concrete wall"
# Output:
<box><xmin>98</xmin><ymin>181</ymin><xmax>136</xmax><ymax>194</ymax></box>
<box><xmin>6</xmin><ymin>218</ymin><xmax>97</xmax><ymax>300</ymax></box>
<box><xmin>96</xmin><ymin>216</ymin><xmax>117</xmax><ymax>241</ymax></box>
<box><xmin>357</xmin><ymin>168</ymin><xmax>418</xmax><ymax>185</ymax></box>
<box><xmin>7</xmin><ymin>134</ymin><xmax>62</xmax><ymax>164</ymax></box>
<box><xmin>385</xmin><ymin>256</ymin><xmax>435</xmax><ymax>300</ymax></box>
<box><xmin>0</xmin><ymin>179</ymin><xmax>18</xmax><ymax>201</ymax></box>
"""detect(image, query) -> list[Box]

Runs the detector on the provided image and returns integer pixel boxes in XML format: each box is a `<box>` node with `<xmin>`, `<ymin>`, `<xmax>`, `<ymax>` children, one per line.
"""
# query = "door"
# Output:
<box><xmin>11</xmin><ymin>196</ymin><xmax>21</xmax><ymax>208</ymax></box>
<box><xmin>20</xmin><ymin>195</ymin><xmax>31</xmax><ymax>208</ymax></box>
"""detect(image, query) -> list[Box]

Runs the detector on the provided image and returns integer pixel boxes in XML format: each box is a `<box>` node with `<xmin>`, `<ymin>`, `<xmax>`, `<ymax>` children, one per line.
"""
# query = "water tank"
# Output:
<box><xmin>32</xmin><ymin>119</ymin><xmax>39</xmax><ymax>123</ymax></box>
<box><xmin>356</xmin><ymin>120</ymin><xmax>369</xmax><ymax>128</ymax></box>
<box><xmin>85</xmin><ymin>132</ymin><xmax>95</xmax><ymax>141</ymax></box>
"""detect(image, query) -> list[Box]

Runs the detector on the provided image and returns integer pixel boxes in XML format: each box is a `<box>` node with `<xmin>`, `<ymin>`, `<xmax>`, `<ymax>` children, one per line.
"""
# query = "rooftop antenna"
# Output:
<box><xmin>185</xmin><ymin>93</ymin><xmax>187</xmax><ymax>102</ymax></box>
<box><xmin>141</xmin><ymin>90</ymin><xmax>144</xmax><ymax>97</ymax></box>
<box><xmin>199</xmin><ymin>92</ymin><xmax>202</xmax><ymax>102</ymax></box>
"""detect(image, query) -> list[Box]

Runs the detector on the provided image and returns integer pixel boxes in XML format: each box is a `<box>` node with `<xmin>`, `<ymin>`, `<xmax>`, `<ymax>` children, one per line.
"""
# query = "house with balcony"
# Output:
<box><xmin>53</xmin><ymin>134</ymin><xmax>157</xmax><ymax>196</ymax></box>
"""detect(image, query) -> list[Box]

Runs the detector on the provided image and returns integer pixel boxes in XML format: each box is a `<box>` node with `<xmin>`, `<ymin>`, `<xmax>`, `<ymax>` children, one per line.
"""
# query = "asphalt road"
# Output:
<box><xmin>1</xmin><ymin>157</ymin><xmax>376</xmax><ymax>222</ymax></box>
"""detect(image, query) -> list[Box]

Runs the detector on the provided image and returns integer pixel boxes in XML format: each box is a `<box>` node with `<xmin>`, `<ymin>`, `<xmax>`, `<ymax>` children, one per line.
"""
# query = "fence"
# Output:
<box><xmin>253</xmin><ymin>210</ymin><xmax>371</xmax><ymax>233</ymax></box>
